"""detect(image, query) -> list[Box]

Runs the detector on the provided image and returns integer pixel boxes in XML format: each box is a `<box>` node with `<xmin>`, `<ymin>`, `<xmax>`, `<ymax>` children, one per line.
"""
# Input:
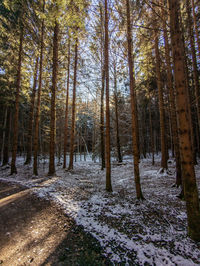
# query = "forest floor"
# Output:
<box><xmin>0</xmin><ymin>155</ymin><xmax>200</xmax><ymax>265</ymax></box>
<box><xmin>0</xmin><ymin>182</ymin><xmax>111</xmax><ymax>266</ymax></box>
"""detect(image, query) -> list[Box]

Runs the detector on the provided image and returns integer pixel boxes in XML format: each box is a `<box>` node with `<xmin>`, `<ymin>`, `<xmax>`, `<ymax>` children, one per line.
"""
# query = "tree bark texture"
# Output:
<box><xmin>161</xmin><ymin>5</ymin><xmax>181</xmax><ymax>185</ymax></box>
<box><xmin>154</xmin><ymin>31</ymin><xmax>168</xmax><ymax>170</ymax></box>
<box><xmin>63</xmin><ymin>38</ymin><xmax>71</xmax><ymax>168</ymax></box>
<box><xmin>126</xmin><ymin>0</ymin><xmax>144</xmax><ymax>199</ymax></box>
<box><xmin>33</xmin><ymin>0</ymin><xmax>45</xmax><ymax>175</ymax></box>
<box><xmin>25</xmin><ymin>57</ymin><xmax>39</xmax><ymax>165</ymax></box>
<box><xmin>104</xmin><ymin>0</ymin><xmax>112</xmax><ymax>192</ymax></box>
<box><xmin>11</xmin><ymin>27</ymin><xmax>23</xmax><ymax>175</ymax></box>
<box><xmin>114</xmin><ymin>63</ymin><xmax>122</xmax><ymax>163</ymax></box>
<box><xmin>68</xmin><ymin>37</ymin><xmax>78</xmax><ymax>170</ymax></box>
<box><xmin>48</xmin><ymin>21</ymin><xmax>59</xmax><ymax>175</ymax></box>
<box><xmin>169</xmin><ymin>0</ymin><xmax>200</xmax><ymax>241</ymax></box>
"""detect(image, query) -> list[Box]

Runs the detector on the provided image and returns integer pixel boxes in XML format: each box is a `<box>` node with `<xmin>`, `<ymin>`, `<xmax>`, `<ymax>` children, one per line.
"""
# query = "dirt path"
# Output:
<box><xmin>0</xmin><ymin>181</ymin><xmax>111</xmax><ymax>266</ymax></box>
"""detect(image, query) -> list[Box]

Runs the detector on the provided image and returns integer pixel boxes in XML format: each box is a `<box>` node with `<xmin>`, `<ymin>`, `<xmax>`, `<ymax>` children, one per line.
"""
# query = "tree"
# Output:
<box><xmin>68</xmin><ymin>36</ymin><xmax>78</xmax><ymax>170</ymax></box>
<box><xmin>168</xmin><ymin>0</ymin><xmax>200</xmax><ymax>241</ymax></box>
<box><xmin>25</xmin><ymin>56</ymin><xmax>39</xmax><ymax>165</ymax></box>
<box><xmin>48</xmin><ymin>20</ymin><xmax>59</xmax><ymax>175</ymax></box>
<box><xmin>154</xmin><ymin>30</ymin><xmax>168</xmax><ymax>170</ymax></box>
<box><xmin>33</xmin><ymin>0</ymin><xmax>45</xmax><ymax>175</ymax></box>
<box><xmin>126</xmin><ymin>0</ymin><xmax>144</xmax><ymax>199</ymax></box>
<box><xmin>63</xmin><ymin>37</ymin><xmax>71</xmax><ymax>168</ymax></box>
<box><xmin>104</xmin><ymin>0</ymin><xmax>112</xmax><ymax>192</ymax></box>
<box><xmin>10</xmin><ymin>25</ymin><xmax>23</xmax><ymax>174</ymax></box>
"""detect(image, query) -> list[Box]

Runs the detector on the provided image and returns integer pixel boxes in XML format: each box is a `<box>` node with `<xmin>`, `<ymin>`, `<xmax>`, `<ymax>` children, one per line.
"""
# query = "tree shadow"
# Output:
<box><xmin>0</xmin><ymin>182</ymin><xmax>112</xmax><ymax>265</ymax></box>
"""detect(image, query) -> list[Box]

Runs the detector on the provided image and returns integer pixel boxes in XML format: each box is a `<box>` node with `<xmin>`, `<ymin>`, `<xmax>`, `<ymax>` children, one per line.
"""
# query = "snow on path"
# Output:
<box><xmin>0</xmin><ymin>157</ymin><xmax>200</xmax><ymax>265</ymax></box>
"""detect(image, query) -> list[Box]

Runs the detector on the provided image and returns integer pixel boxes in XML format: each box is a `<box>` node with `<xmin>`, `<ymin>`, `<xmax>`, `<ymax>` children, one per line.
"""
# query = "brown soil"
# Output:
<box><xmin>0</xmin><ymin>182</ymin><xmax>111</xmax><ymax>266</ymax></box>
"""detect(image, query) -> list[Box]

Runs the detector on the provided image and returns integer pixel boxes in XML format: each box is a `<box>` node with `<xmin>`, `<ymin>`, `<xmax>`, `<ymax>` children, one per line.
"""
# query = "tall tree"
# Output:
<box><xmin>126</xmin><ymin>0</ymin><xmax>144</xmax><ymax>199</ymax></box>
<box><xmin>33</xmin><ymin>0</ymin><xmax>45</xmax><ymax>175</ymax></box>
<box><xmin>104</xmin><ymin>0</ymin><xmax>112</xmax><ymax>192</ymax></box>
<box><xmin>68</xmin><ymin>37</ymin><xmax>78</xmax><ymax>170</ymax></box>
<box><xmin>25</xmin><ymin>56</ymin><xmax>39</xmax><ymax>165</ymax></box>
<box><xmin>100</xmin><ymin>4</ymin><xmax>105</xmax><ymax>170</ymax></box>
<box><xmin>48</xmin><ymin>20</ymin><xmax>59</xmax><ymax>175</ymax></box>
<box><xmin>161</xmin><ymin>2</ymin><xmax>182</xmax><ymax>186</ymax></box>
<box><xmin>154</xmin><ymin>30</ymin><xmax>168</xmax><ymax>170</ymax></box>
<box><xmin>63</xmin><ymin>37</ymin><xmax>71</xmax><ymax>168</ymax></box>
<box><xmin>113</xmin><ymin>62</ymin><xmax>122</xmax><ymax>163</ymax></box>
<box><xmin>168</xmin><ymin>0</ymin><xmax>200</xmax><ymax>241</ymax></box>
<box><xmin>10</xmin><ymin>26</ymin><xmax>23</xmax><ymax>174</ymax></box>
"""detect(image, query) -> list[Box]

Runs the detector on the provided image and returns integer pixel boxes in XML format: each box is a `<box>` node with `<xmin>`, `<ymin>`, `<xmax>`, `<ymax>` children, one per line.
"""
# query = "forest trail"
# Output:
<box><xmin>0</xmin><ymin>182</ymin><xmax>110</xmax><ymax>266</ymax></box>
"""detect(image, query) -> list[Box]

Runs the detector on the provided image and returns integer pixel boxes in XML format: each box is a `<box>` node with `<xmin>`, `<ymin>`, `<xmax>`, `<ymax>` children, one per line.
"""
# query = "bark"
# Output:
<box><xmin>168</xmin><ymin>0</ymin><xmax>200</xmax><ymax>241</ymax></box>
<box><xmin>148</xmin><ymin>98</ymin><xmax>154</xmax><ymax>165</ymax></box>
<box><xmin>154</xmin><ymin>31</ymin><xmax>168</xmax><ymax>170</ymax></box>
<box><xmin>100</xmin><ymin>5</ymin><xmax>105</xmax><ymax>170</ymax></box>
<box><xmin>25</xmin><ymin>57</ymin><xmax>39</xmax><ymax>165</ymax></box>
<box><xmin>1</xmin><ymin>107</ymin><xmax>7</xmax><ymax>165</ymax></box>
<box><xmin>33</xmin><ymin>0</ymin><xmax>45</xmax><ymax>175</ymax></box>
<box><xmin>3</xmin><ymin>107</ymin><xmax>11</xmax><ymax>165</ymax></box>
<box><xmin>186</xmin><ymin>0</ymin><xmax>200</xmax><ymax>139</ymax></box>
<box><xmin>162</xmin><ymin>5</ymin><xmax>182</xmax><ymax>185</ymax></box>
<box><xmin>11</xmin><ymin>27</ymin><xmax>23</xmax><ymax>175</ymax></box>
<box><xmin>68</xmin><ymin>37</ymin><xmax>78</xmax><ymax>170</ymax></box>
<box><xmin>126</xmin><ymin>0</ymin><xmax>144</xmax><ymax>199</ymax></box>
<box><xmin>48</xmin><ymin>21</ymin><xmax>59</xmax><ymax>175</ymax></box>
<box><xmin>180</xmin><ymin>11</ymin><xmax>197</xmax><ymax>164</ymax></box>
<box><xmin>104</xmin><ymin>0</ymin><xmax>112</xmax><ymax>192</ymax></box>
<box><xmin>114</xmin><ymin>63</ymin><xmax>122</xmax><ymax>163</ymax></box>
<box><xmin>63</xmin><ymin>38</ymin><xmax>71</xmax><ymax>168</ymax></box>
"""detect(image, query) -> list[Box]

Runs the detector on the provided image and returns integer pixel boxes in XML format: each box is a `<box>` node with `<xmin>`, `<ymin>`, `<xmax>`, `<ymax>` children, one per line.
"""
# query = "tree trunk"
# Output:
<box><xmin>168</xmin><ymin>0</ymin><xmax>200</xmax><ymax>241</ymax></box>
<box><xmin>48</xmin><ymin>21</ymin><xmax>59</xmax><ymax>175</ymax></box>
<box><xmin>154</xmin><ymin>31</ymin><xmax>168</xmax><ymax>170</ymax></box>
<box><xmin>104</xmin><ymin>0</ymin><xmax>112</xmax><ymax>192</ymax></box>
<box><xmin>126</xmin><ymin>0</ymin><xmax>144</xmax><ymax>199</ymax></box>
<box><xmin>114</xmin><ymin>63</ymin><xmax>122</xmax><ymax>163</ymax></box>
<box><xmin>68</xmin><ymin>37</ymin><xmax>78</xmax><ymax>170</ymax></box>
<box><xmin>186</xmin><ymin>0</ymin><xmax>200</xmax><ymax>141</ymax></box>
<box><xmin>25</xmin><ymin>57</ymin><xmax>39</xmax><ymax>165</ymax></box>
<box><xmin>33</xmin><ymin>0</ymin><xmax>45</xmax><ymax>175</ymax></box>
<box><xmin>162</xmin><ymin>5</ymin><xmax>182</xmax><ymax>185</ymax></box>
<box><xmin>11</xmin><ymin>27</ymin><xmax>23</xmax><ymax>175</ymax></box>
<box><xmin>148</xmin><ymin>98</ymin><xmax>154</xmax><ymax>165</ymax></box>
<box><xmin>1</xmin><ymin>107</ymin><xmax>7</xmax><ymax>165</ymax></box>
<box><xmin>63</xmin><ymin>38</ymin><xmax>71</xmax><ymax>168</ymax></box>
<box><xmin>100</xmin><ymin>5</ymin><xmax>105</xmax><ymax>170</ymax></box>
<box><xmin>3</xmin><ymin>107</ymin><xmax>11</xmax><ymax>165</ymax></box>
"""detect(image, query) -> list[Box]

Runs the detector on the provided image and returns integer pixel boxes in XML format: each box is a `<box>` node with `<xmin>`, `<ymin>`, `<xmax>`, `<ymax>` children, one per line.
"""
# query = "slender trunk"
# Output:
<box><xmin>191</xmin><ymin>0</ymin><xmax>200</xmax><ymax>60</ymax></box>
<box><xmin>154</xmin><ymin>31</ymin><xmax>168</xmax><ymax>170</ymax></box>
<box><xmin>126</xmin><ymin>0</ymin><xmax>143</xmax><ymax>199</ymax></box>
<box><xmin>114</xmin><ymin>73</ymin><xmax>122</xmax><ymax>163</ymax></box>
<box><xmin>1</xmin><ymin>107</ymin><xmax>7</xmax><ymax>165</ymax></box>
<box><xmin>25</xmin><ymin>57</ymin><xmax>39</xmax><ymax>165</ymax></box>
<box><xmin>186</xmin><ymin>0</ymin><xmax>200</xmax><ymax>138</ymax></box>
<box><xmin>105</xmin><ymin>0</ymin><xmax>112</xmax><ymax>192</ymax></box>
<box><xmin>48</xmin><ymin>21</ymin><xmax>59</xmax><ymax>175</ymax></box>
<box><xmin>33</xmin><ymin>0</ymin><xmax>45</xmax><ymax>175</ymax></box>
<box><xmin>68</xmin><ymin>38</ymin><xmax>78</xmax><ymax>170</ymax></box>
<box><xmin>162</xmin><ymin>5</ymin><xmax>181</xmax><ymax>185</ymax></box>
<box><xmin>148</xmin><ymin>98</ymin><xmax>154</xmax><ymax>165</ymax></box>
<box><xmin>63</xmin><ymin>38</ymin><xmax>71</xmax><ymax>168</ymax></box>
<box><xmin>11</xmin><ymin>27</ymin><xmax>23</xmax><ymax>175</ymax></box>
<box><xmin>100</xmin><ymin>6</ymin><xmax>105</xmax><ymax>170</ymax></box>
<box><xmin>100</xmin><ymin>67</ymin><xmax>105</xmax><ymax>170</ymax></box>
<box><xmin>169</xmin><ymin>0</ymin><xmax>200</xmax><ymax>241</ymax></box>
<box><xmin>3</xmin><ymin>107</ymin><xmax>11</xmax><ymax>165</ymax></box>
<box><xmin>180</xmin><ymin>10</ymin><xmax>197</xmax><ymax>164</ymax></box>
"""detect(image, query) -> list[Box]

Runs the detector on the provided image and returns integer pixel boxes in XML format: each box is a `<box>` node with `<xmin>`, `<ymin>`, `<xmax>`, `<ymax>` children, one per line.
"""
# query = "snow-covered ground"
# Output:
<box><xmin>1</xmin><ymin>155</ymin><xmax>200</xmax><ymax>265</ymax></box>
